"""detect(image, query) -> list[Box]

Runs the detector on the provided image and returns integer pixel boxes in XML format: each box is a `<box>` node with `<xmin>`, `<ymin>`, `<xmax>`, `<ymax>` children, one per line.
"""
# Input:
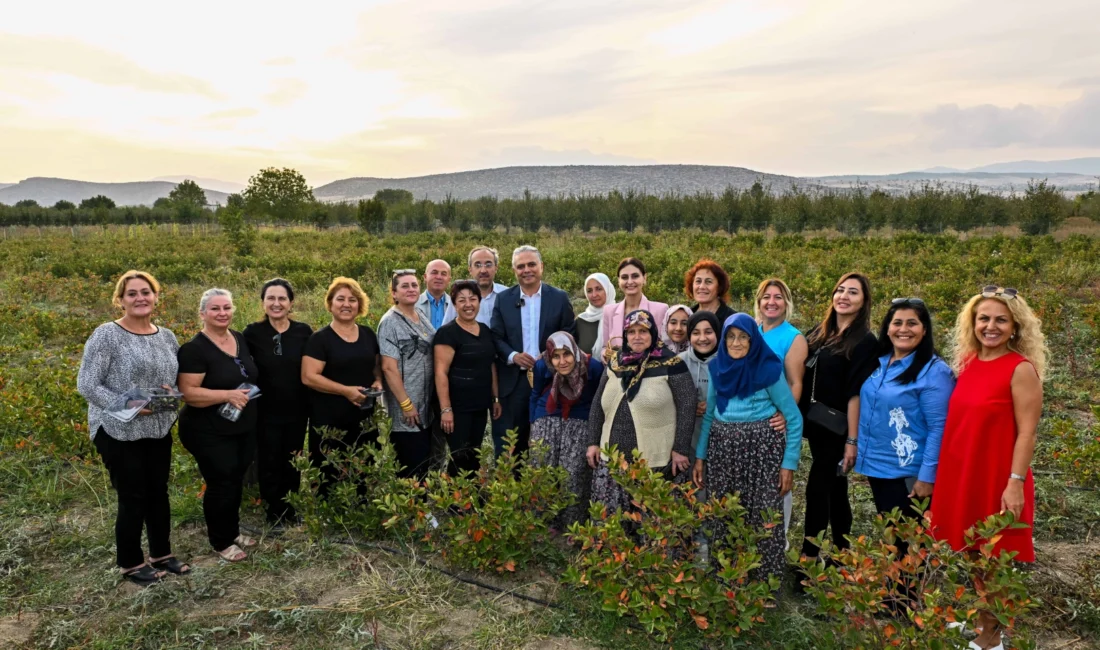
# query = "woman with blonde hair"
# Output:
<box><xmin>931</xmin><ymin>286</ymin><xmax>1046</xmax><ymax>650</ymax></box>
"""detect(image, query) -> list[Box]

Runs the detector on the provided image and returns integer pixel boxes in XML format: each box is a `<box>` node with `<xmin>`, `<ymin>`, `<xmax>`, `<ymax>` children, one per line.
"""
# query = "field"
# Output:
<box><xmin>1</xmin><ymin>225</ymin><xmax>1098</xmax><ymax>649</ymax></box>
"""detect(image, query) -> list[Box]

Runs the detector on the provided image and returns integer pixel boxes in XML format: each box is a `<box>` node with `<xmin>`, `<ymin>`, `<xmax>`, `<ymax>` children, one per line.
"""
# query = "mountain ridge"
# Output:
<box><xmin>0</xmin><ymin>177</ymin><xmax>231</xmax><ymax>207</ymax></box>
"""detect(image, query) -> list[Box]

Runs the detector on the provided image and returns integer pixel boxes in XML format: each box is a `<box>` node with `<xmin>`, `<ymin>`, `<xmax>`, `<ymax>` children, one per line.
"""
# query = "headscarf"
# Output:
<box><xmin>685</xmin><ymin>310</ymin><xmax>721</xmax><ymax>361</ymax></box>
<box><xmin>711</xmin><ymin>313</ymin><xmax>783</xmax><ymax>411</ymax></box>
<box><xmin>578</xmin><ymin>273</ymin><xmax>615</xmax><ymax>356</ymax></box>
<box><xmin>662</xmin><ymin>304</ymin><xmax>694</xmax><ymax>354</ymax></box>
<box><xmin>609</xmin><ymin>309</ymin><xmax>684</xmax><ymax>401</ymax></box>
<box><xmin>545</xmin><ymin>331</ymin><xmax>588</xmax><ymax>419</ymax></box>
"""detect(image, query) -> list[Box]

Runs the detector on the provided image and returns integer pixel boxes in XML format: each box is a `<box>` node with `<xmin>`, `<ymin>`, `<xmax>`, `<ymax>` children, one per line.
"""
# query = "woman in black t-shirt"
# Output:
<box><xmin>798</xmin><ymin>272</ymin><xmax>879</xmax><ymax>561</ymax></box>
<box><xmin>177</xmin><ymin>288</ymin><xmax>260</xmax><ymax>563</ymax></box>
<box><xmin>243</xmin><ymin>278</ymin><xmax>313</xmax><ymax>527</ymax></box>
<box><xmin>301</xmin><ymin>277</ymin><xmax>383</xmax><ymax>494</ymax></box>
<box><xmin>433</xmin><ymin>281</ymin><xmax>501</xmax><ymax>476</ymax></box>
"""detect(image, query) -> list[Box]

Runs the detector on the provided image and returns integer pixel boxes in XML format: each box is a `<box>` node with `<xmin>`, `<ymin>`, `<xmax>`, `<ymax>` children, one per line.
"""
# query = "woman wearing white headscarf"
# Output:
<box><xmin>575</xmin><ymin>273</ymin><xmax>616</xmax><ymax>356</ymax></box>
<box><xmin>662</xmin><ymin>304</ymin><xmax>693</xmax><ymax>355</ymax></box>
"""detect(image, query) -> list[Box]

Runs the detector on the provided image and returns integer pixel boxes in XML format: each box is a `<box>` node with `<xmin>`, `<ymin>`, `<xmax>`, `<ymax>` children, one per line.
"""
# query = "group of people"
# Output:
<box><xmin>78</xmin><ymin>245</ymin><xmax>1046</xmax><ymax>650</ymax></box>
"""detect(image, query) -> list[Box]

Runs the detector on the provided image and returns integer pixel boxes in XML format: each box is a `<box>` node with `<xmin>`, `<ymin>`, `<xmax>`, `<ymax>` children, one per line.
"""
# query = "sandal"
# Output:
<box><xmin>149</xmin><ymin>556</ymin><xmax>191</xmax><ymax>575</ymax></box>
<box><xmin>217</xmin><ymin>544</ymin><xmax>248</xmax><ymax>562</ymax></box>
<box><xmin>122</xmin><ymin>564</ymin><xmax>165</xmax><ymax>586</ymax></box>
<box><xmin>234</xmin><ymin>535</ymin><xmax>257</xmax><ymax>548</ymax></box>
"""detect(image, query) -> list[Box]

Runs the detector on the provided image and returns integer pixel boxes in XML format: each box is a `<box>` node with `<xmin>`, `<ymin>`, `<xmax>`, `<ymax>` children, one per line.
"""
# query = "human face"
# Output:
<box><xmin>625</xmin><ymin>323</ymin><xmax>652</xmax><ymax>353</ymax></box>
<box><xmin>392</xmin><ymin>275</ymin><xmax>420</xmax><ymax>307</ymax></box>
<box><xmin>689</xmin><ymin>322</ymin><xmax>717</xmax><ymax>355</ymax></box>
<box><xmin>550</xmin><ymin>347</ymin><xmax>576</xmax><ymax>376</ymax></box>
<box><xmin>120</xmin><ymin>278</ymin><xmax>156</xmax><ymax>318</ymax></box>
<box><xmin>453</xmin><ymin>289</ymin><xmax>480</xmax><ymax>322</ymax></box>
<box><xmin>263</xmin><ymin>285</ymin><xmax>291</xmax><ymax>321</ymax></box>
<box><xmin>887</xmin><ymin>308</ymin><xmax>925</xmax><ymax>357</ymax></box>
<box><xmin>513</xmin><ymin>252</ymin><xmax>543</xmax><ymax>289</ymax></box>
<box><xmin>725</xmin><ymin>327</ymin><xmax>751</xmax><ymax>359</ymax></box>
<box><xmin>201</xmin><ymin>295</ymin><xmax>234</xmax><ymax>331</ymax></box>
<box><xmin>692</xmin><ymin>269</ymin><xmax>718</xmax><ymax>305</ymax></box>
<box><xmin>329</xmin><ymin>287</ymin><xmax>360</xmax><ymax>322</ymax></box>
<box><xmin>832</xmin><ymin>278</ymin><xmax>864</xmax><ymax>316</ymax></box>
<box><xmin>667</xmin><ymin>310</ymin><xmax>689</xmax><ymax>343</ymax></box>
<box><xmin>425</xmin><ymin>260</ymin><xmax>451</xmax><ymax>296</ymax></box>
<box><xmin>974</xmin><ymin>299</ymin><xmax>1014</xmax><ymax>351</ymax></box>
<box><xmin>759</xmin><ymin>286</ymin><xmax>788</xmax><ymax>323</ymax></box>
<box><xmin>469</xmin><ymin>250</ymin><xmax>498</xmax><ymax>291</ymax></box>
<box><xmin>585</xmin><ymin>279</ymin><xmax>607</xmax><ymax>308</ymax></box>
<box><xmin>618</xmin><ymin>264</ymin><xmax>645</xmax><ymax>297</ymax></box>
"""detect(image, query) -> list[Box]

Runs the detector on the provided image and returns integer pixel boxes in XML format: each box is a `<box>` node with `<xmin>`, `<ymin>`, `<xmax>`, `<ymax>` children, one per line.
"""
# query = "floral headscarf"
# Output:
<box><xmin>609</xmin><ymin>309</ymin><xmax>684</xmax><ymax>401</ymax></box>
<box><xmin>545</xmin><ymin>331</ymin><xmax>588</xmax><ymax>419</ymax></box>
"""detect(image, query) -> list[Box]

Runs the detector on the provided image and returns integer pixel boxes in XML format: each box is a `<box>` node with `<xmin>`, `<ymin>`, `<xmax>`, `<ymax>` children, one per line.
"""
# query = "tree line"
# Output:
<box><xmin>3</xmin><ymin>167</ymin><xmax>1099</xmax><ymax>236</ymax></box>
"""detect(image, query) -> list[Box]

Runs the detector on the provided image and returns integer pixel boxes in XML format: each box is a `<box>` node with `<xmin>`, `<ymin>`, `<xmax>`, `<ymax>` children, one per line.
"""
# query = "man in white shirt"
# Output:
<box><xmin>443</xmin><ymin>246</ymin><xmax>507</xmax><ymax>326</ymax></box>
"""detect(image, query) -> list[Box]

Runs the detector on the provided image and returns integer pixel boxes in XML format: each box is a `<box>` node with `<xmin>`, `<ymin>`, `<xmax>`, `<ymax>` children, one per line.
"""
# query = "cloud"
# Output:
<box><xmin>921</xmin><ymin>92</ymin><xmax>1100</xmax><ymax>149</ymax></box>
<box><xmin>264</xmin><ymin>78</ymin><xmax>310</xmax><ymax>106</ymax></box>
<box><xmin>0</xmin><ymin>34</ymin><xmax>220</xmax><ymax>97</ymax></box>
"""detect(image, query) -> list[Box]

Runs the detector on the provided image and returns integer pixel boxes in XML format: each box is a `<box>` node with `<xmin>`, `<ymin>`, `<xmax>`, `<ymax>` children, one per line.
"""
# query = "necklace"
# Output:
<box><xmin>332</xmin><ymin>322</ymin><xmax>358</xmax><ymax>343</ymax></box>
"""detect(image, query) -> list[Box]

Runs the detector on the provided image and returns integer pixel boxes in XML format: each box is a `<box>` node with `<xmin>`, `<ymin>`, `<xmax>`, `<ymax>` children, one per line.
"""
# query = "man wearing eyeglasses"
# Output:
<box><xmin>415</xmin><ymin>259</ymin><xmax>453</xmax><ymax>330</ymax></box>
<box><xmin>443</xmin><ymin>246</ymin><xmax>509</xmax><ymax>326</ymax></box>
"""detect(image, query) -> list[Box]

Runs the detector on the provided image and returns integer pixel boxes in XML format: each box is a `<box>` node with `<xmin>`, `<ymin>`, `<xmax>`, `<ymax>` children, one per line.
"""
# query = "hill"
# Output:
<box><xmin>969</xmin><ymin>157</ymin><xmax>1100</xmax><ymax>175</ymax></box>
<box><xmin>314</xmin><ymin>164</ymin><xmax>804</xmax><ymax>202</ymax></box>
<box><xmin>0</xmin><ymin>177</ymin><xmax>231</xmax><ymax>207</ymax></box>
<box><xmin>813</xmin><ymin>171</ymin><xmax>1098</xmax><ymax>196</ymax></box>
<box><xmin>151</xmin><ymin>175</ymin><xmax>245</xmax><ymax>194</ymax></box>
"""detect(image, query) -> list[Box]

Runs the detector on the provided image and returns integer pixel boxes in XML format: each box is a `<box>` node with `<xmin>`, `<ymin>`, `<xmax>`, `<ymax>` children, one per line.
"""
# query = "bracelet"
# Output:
<box><xmin>492</xmin><ymin>397</ymin><xmax>500</xmax><ymax>404</ymax></box>
<box><xmin>1009</xmin><ymin>472</ymin><xmax>1026</xmax><ymax>482</ymax></box>
<box><xmin>845</xmin><ymin>437</ymin><xmax>858</xmax><ymax>446</ymax></box>
<box><xmin>441</xmin><ymin>407</ymin><xmax>453</xmax><ymax>414</ymax></box>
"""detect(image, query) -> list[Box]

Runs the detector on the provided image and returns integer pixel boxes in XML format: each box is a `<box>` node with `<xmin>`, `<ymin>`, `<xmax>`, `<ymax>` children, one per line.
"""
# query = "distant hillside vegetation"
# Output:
<box><xmin>314</xmin><ymin>164</ymin><xmax>805</xmax><ymax>202</ymax></box>
<box><xmin>0</xmin><ymin>178</ymin><xmax>231</xmax><ymax>207</ymax></box>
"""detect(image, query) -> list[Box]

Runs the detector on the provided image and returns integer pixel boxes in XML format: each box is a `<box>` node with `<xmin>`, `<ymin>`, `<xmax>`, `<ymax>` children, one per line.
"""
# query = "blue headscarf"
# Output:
<box><xmin>711</xmin><ymin>313</ymin><xmax>783</xmax><ymax>411</ymax></box>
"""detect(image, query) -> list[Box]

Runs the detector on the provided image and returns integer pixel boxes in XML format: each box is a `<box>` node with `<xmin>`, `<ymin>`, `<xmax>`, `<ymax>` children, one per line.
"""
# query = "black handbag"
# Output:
<box><xmin>807</xmin><ymin>350</ymin><xmax>848</xmax><ymax>436</ymax></box>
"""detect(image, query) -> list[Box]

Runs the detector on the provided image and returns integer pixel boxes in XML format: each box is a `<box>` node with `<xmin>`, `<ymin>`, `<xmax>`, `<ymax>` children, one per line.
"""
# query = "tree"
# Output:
<box><xmin>169</xmin><ymin>179</ymin><xmax>207</xmax><ymax>208</ymax></box>
<box><xmin>1020</xmin><ymin>180</ymin><xmax>1067</xmax><ymax>235</ymax></box>
<box><xmin>14</xmin><ymin>199</ymin><xmax>39</xmax><ymax>208</ymax></box>
<box><xmin>53</xmin><ymin>200</ymin><xmax>75</xmax><ymax>210</ymax></box>
<box><xmin>242</xmin><ymin>167</ymin><xmax>314</xmax><ymax>222</ymax></box>
<box><xmin>357</xmin><ymin>198</ymin><xmax>386</xmax><ymax>234</ymax></box>
<box><xmin>374</xmin><ymin>188</ymin><xmax>414</xmax><ymax>206</ymax></box>
<box><xmin>80</xmin><ymin>195</ymin><xmax>116</xmax><ymax>210</ymax></box>
<box><xmin>153</xmin><ymin>197</ymin><xmax>172</xmax><ymax>209</ymax></box>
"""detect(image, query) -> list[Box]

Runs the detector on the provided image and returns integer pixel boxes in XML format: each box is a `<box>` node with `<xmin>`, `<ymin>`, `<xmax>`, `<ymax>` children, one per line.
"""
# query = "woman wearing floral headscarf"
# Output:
<box><xmin>693</xmin><ymin>313</ymin><xmax>803</xmax><ymax>591</ymax></box>
<box><xmin>585</xmin><ymin>310</ymin><xmax>696</xmax><ymax>511</ymax></box>
<box><xmin>576</xmin><ymin>273</ymin><xmax>615</xmax><ymax>356</ymax></box>
<box><xmin>529</xmin><ymin>331</ymin><xmax>605</xmax><ymax>526</ymax></box>
<box><xmin>662</xmin><ymin>304</ymin><xmax>693</xmax><ymax>355</ymax></box>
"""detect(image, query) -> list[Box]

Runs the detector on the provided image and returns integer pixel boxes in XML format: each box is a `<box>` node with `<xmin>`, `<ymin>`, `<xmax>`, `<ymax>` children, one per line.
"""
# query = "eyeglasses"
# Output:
<box><xmin>392</xmin><ymin>268</ymin><xmax>416</xmax><ymax>277</ymax></box>
<box><xmin>472</xmin><ymin>261</ymin><xmax>495</xmax><ymax>269</ymax></box>
<box><xmin>891</xmin><ymin>297</ymin><xmax>925</xmax><ymax>306</ymax></box>
<box><xmin>981</xmin><ymin>285</ymin><xmax>1018</xmax><ymax>300</ymax></box>
<box><xmin>272</xmin><ymin>333</ymin><xmax>283</xmax><ymax>356</ymax></box>
<box><xmin>233</xmin><ymin>357</ymin><xmax>249</xmax><ymax>378</ymax></box>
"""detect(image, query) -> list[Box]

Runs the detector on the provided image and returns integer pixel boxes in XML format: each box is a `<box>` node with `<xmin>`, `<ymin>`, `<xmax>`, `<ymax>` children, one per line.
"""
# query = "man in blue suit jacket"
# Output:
<box><xmin>490</xmin><ymin>245</ymin><xmax>576</xmax><ymax>457</ymax></box>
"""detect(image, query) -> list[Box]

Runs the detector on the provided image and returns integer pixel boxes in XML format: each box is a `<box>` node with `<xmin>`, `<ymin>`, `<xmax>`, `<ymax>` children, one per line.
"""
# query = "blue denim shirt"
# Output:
<box><xmin>854</xmin><ymin>353</ymin><xmax>955</xmax><ymax>483</ymax></box>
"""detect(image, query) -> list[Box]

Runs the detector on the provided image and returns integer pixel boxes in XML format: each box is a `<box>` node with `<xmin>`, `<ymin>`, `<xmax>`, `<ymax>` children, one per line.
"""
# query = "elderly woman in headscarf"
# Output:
<box><xmin>693</xmin><ymin>313</ymin><xmax>803</xmax><ymax>592</ymax></box>
<box><xmin>585</xmin><ymin>310</ymin><xmax>696</xmax><ymax>511</ymax></box>
<box><xmin>529</xmin><ymin>331</ymin><xmax>605</xmax><ymax>527</ymax></box>
<box><xmin>662</xmin><ymin>304</ymin><xmax>694</xmax><ymax>355</ymax></box>
<box><xmin>575</xmin><ymin>273</ymin><xmax>615</xmax><ymax>356</ymax></box>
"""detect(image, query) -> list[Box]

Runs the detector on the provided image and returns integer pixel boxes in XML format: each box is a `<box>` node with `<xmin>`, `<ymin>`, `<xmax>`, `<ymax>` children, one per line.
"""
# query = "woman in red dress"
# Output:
<box><xmin>930</xmin><ymin>286</ymin><xmax>1047</xmax><ymax>650</ymax></box>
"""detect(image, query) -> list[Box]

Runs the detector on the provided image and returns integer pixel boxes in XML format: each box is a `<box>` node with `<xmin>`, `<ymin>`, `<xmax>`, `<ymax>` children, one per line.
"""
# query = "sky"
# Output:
<box><xmin>1</xmin><ymin>0</ymin><xmax>1099</xmax><ymax>185</ymax></box>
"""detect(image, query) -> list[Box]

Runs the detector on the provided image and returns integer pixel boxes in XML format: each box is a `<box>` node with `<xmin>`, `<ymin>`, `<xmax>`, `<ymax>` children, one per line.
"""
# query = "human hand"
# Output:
<box><xmin>908</xmin><ymin>480</ymin><xmax>934</xmax><ymax>499</ymax></box>
<box><xmin>692</xmin><ymin>459</ymin><xmax>705</xmax><ymax>488</ymax></box>
<box><xmin>670</xmin><ymin>451</ymin><xmax>690</xmax><ymax>476</ymax></box>
<box><xmin>491</xmin><ymin>402</ymin><xmax>502</xmax><ymax>420</ymax></box>
<box><xmin>586</xmin><ymin>445</ymin><xmax>601</xmax><ymax>469</ymax></box>
<box><xmin>1001</xmin><ymin>480</ymin><xmax>1025</xmax><ymax>519</ymax></box>
<box><xmin>224</xmin><ymin>388</ymin><xmax>251</xmax><ymax>410</ymax></box>
<box><xmin>441</xmin><ymin>411</ymin><xmax>454</xmax><ymax>434</ymax></box>
<box><xmin>402</xmin><ymin>405</ymin><xmax>421</xmax><ymax>427</ymax></box>
<box><xmin>778</xmin><ymin>468</ymin><xmax>794</xmax><ymax>497</ymax></box>
<box><xmin>514</xmin><ymin>353</ymin><xmax>537</xmax><ymax>369</ymax></box>
<box><xmin>842</xmin><ymin>443</ymin><xmax>857</xmax><ymax>474</ymax></box>
<box><xmin>345</xmin><ymin>386</ymin><xmax>367</xmax><ymax>406</ymax></box>
<box><xmin>695</xmin><ymin>401</ymin><xmax>706</xmax><ymax>416</ymax></box>
<box><xmin>769</xmin><ymin>411</ymin><xmax>787</xmax><ymax>434</ymax></box>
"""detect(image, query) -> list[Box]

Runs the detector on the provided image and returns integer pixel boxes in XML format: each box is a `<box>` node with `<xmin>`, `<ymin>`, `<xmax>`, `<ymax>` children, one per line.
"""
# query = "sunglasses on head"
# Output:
<box><xmin>981</xmin><ymin>285</ymin><xmax>1018</xmax><ymax>300</ymax></box>
<box><xmin>891</xmin><ymin>297</ymin><xmax>925</xmax><ymax>306</ymax></box>
<box><xmin>392</xmin><ymin>268</ymin><xmax>417</xmax><ymax>277</ymax></box>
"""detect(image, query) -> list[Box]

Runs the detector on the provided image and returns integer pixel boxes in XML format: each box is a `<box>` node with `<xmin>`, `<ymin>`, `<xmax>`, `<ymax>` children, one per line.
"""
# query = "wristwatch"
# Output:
<box><xmin>845</xmin><ymin>437</ymin><xmax>858</xmax><ymax>446</ymax></box>
<box><xmin>1009</xmin><ymin>472</ymin><xmax>1026</xmax><ymax>482</ymax></box>
<box><xmin>441</xmin><ymin>407</ymin><xmax>453</xmax><ymax>414</ymax></box>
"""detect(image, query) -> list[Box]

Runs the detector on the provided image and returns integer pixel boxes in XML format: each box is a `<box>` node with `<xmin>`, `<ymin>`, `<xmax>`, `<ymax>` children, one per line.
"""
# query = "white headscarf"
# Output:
<box><xmin>662</xmin><ymin>304</ymin><xmax>694</xmax><ymax>354</ymax></box>
<box><xmin>578</xmin><ymin>272</ymin><xmax>616</xmax><ymax>356</ymax></box>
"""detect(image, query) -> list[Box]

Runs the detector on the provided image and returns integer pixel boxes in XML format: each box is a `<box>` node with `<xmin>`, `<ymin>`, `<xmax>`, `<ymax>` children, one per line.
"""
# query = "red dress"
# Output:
<box><xmin>930</xmin><ymin>352</ymin><xmax>1035</xmax><ymax>562</ymax></box>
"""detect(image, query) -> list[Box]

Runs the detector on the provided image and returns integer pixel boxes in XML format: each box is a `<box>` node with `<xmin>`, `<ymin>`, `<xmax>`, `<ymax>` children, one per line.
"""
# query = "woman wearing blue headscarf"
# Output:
<box><xmin>693</xmin><ymin>313</ymin><xmax>803</xmax><ymax>590</ymax></box>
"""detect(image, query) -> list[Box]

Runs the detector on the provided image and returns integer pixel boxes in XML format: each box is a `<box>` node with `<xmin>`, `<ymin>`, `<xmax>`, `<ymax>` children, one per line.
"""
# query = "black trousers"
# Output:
<box><xmin>94</xmin><ymin>430</ymin><xmax>173</xmax><ymax>569</ymax></box>
<box><xmin>309</xmin><ymin>415</ymin><xmax>377</xmax><ymax>497</ymax></box>
<box><xmin>180</xmin><ymin>427</ymin><xmax>255</xmax><ymax>552</ymax></box>
<box><xmin>868</xmin><ymin>476</ymin><xmax>925</xmax><ymax>608</ymax></box>
<box><xmin>491</xmin><ymin>375</ymin><xmax>531</xmax><ymax>458</ymax></box>
<box><xmin>393</xmin><ymin>425</ymin><xmax>432</xmax><ymax>481</ymax></box>
<box><xmin>257</xmin><ymin>414</ymin><xmax>308</xmax><ymax>523</ymax></box>
<box><xmin>801</xmin><ymin>432</ymin><xmax>852</xmax><ymax>557</ymax></box>
<box><xmin>448</xmin><ymin>409</ymin><xmax>488</xmax><ymax>476</ymax></box>
<box><xmin>428</xmin><ymin>396</ymin><xmax>448</xmax><ymax>472</ymax></box>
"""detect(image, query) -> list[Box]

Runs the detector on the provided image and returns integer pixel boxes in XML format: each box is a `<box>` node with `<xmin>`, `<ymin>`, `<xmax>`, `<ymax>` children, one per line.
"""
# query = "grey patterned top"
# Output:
<box><xmin>76</xmin><ymin>322</ymin><xmax>180</xmax><ymax>441</ymax></box>
<box><xmin>377</xmin><ymin>307</ymin><xmax>436</xmax><ymax>432</ymax></box>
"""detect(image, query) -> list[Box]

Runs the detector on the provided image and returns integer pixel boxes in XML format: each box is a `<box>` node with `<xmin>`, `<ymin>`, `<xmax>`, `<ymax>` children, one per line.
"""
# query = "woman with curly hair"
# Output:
<box><xmin>685</xmin><ymin>259</ymin><xmax>734</xmax><ymax>323</ymax></box>
<box><xmin>931</xmin><ymin>286</ymin><xmax>1046</xmax><ymax>650</ymax></box>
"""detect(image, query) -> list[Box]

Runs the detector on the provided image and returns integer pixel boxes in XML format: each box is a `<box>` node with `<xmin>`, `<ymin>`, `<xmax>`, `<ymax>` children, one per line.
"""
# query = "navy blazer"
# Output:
<box><xmin>490</xmin><ymin>283</ymin><xmax>576</xmax><ymax>398</ymax></box>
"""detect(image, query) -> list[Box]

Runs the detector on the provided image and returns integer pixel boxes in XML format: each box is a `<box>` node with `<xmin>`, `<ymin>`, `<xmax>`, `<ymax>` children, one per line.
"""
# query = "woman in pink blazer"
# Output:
<box><xmin>599</xmin><ymin>257</ymin><xmax>668</xmax><ymax>357</ymax></box>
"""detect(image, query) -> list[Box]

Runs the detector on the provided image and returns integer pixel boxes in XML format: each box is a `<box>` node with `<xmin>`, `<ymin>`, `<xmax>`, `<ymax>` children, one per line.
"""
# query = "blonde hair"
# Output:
<box><xmin>952</xmin><ymin>293</ymin><xmax>1048</xmax><ymax>380</ymax></box>
<box><xmin>325</xmin><ymin>277</ymin><xmax>369</xmax><ymax>317</ymax></box>
<box><xmin>199</xmin><ymin>288</ymin><xmax>232</xmax><ymax>313</ymax></box>
<box><xmin>112</xmin><ymin>270</ymin><xmax>161</xmax><ymax>309</ymax></box>
<box><xmin>754</xmin><ymin>278</ymin><xmax>795</xmax><ymax>321</ymax></box>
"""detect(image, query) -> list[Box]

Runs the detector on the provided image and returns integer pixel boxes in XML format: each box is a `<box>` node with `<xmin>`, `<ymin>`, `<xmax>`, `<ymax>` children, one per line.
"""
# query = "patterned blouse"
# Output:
<box><xmin>76</xmin><ymin>322</ymin><xmax>180</xmax><ymax>441</ymax></box>
<box><xmin>376</xmin><ymin>307</ymin><xmax>436</xmax><ymax>432</ymax></box>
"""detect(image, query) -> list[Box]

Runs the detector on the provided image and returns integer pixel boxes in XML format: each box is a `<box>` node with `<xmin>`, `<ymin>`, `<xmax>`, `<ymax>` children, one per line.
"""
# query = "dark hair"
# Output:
<box><xmin>260</xmin><ymin>277</ymin><xmax>295</xmax><ymax>302</ymax></box>
<box><xmin>684</xmin><ymin>259</ymin><xmax>730</xmax><ymax>304</ymax></box>
<box><xmin>617</xmin><ymin>257</ymin><xmax>646</xmax><ymax>276</ymax></box>
<box><xmin>449</xmin><ymin>280</ymin><xmax>481</xmax><ymax>304</ymax></box>
<box><xmin>807</xmin><ymin>272</ymin><xmax>873</xmax><ymax>358</ymax></box>
<box><xmin>875</xmin><ymin>301</ymin><xmax>937</xmax><ymax>385</ymax></box>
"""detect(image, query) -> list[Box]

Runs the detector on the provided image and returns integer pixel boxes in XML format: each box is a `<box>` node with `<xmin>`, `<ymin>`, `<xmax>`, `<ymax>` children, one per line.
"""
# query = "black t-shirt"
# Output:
<box><xmin>243</xmin><ymin>319</ymin><xmax>313</xmax><ymax>420</ymax></box>
<box><xmin>303</xmin><ymin>324</ymin><xmax>380</xmax><ymax>431</ymax></box>
<box><xmin>433</xmin><ymin>320</ymin><xmax>496</xmax><ymax>412</ymax></box>
<box><xmin>177</xmin><ymin>331</ymin><xmax>260</xmax><ymax>436</ymax></box>
<box><xmin>799</xmin><ymin>327</ymin><xmax>878</xmax><ymax>435</ymax></box>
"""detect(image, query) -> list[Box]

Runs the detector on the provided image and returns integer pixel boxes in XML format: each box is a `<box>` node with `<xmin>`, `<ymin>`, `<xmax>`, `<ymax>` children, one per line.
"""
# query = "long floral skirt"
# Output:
<box><xmin>529</xmin><ymin>416</ymin><xmax>591</xmax><ymax>527</ymax></box>
<box><xmin>590</xmin><ymin>453</ymin><xmax>689</xmax><ymax>513</ymax></box>
<box><xmin>705</xmin><ymin>418</ymin><xmax>785</xmax><ymax>583</ymax></box>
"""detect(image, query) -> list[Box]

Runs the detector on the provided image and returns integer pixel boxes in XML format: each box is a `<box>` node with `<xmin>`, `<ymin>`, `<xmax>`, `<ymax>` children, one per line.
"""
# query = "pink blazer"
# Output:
<box><xmin>598</xmin><ymin>297</ymin><xmax>669</xmax><ymax>349</ymax></box>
